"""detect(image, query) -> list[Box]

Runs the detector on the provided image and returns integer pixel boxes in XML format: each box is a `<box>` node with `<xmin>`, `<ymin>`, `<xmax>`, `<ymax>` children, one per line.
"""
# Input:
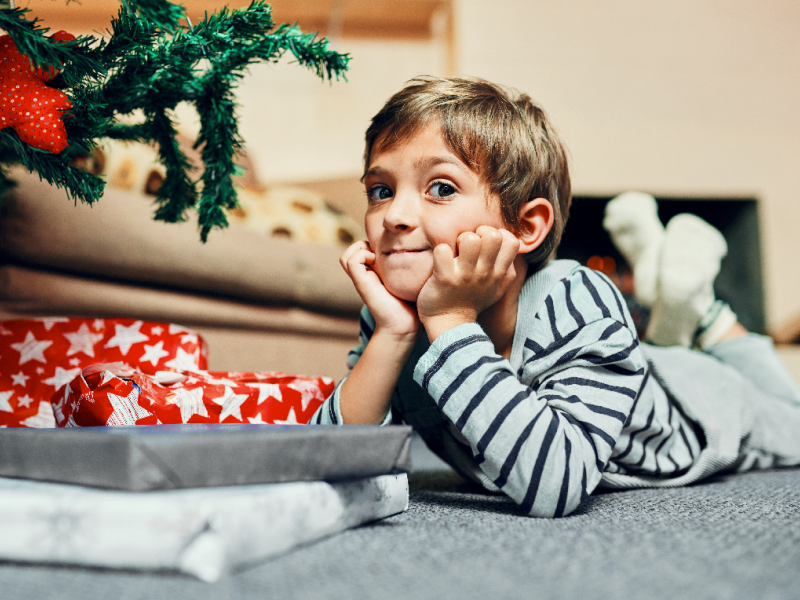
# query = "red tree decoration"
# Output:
<box><xmin>0</xmin><ymin>30</ymin><xmax>74</xmax><ymax>154</ymax></box>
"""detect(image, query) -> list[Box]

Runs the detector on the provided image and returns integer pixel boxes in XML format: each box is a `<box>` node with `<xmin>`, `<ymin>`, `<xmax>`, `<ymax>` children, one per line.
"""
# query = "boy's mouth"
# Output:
<box><xmin>384</xmin><ymin>248</ymin><xmax>428</xmax><ymax>255</ymax></box>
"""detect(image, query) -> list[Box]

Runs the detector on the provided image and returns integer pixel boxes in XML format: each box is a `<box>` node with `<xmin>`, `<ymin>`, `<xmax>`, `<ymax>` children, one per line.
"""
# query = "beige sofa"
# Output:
<box><xmin>0</xmin><ymin>168</ymin><xmax>366</xmax><ymax>381</ymax></box>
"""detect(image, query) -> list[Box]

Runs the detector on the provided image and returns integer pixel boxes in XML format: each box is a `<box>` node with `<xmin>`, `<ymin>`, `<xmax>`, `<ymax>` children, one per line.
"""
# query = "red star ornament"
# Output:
<box><xmin>0</xmin><ymin>30</ymin><xmax>75</xmax><ymax>154</ymax></box>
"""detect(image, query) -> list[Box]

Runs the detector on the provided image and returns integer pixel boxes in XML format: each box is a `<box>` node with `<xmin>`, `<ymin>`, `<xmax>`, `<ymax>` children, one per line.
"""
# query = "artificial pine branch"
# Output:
<box><xmin>0</xmin><ymin>0</ymin><xmax>350</xmax><ymax>240</ymax></box>
<box><xmin>123</xmin><ymin>0</ymin><xmax>185</xmax><ymax>31</ymax></box>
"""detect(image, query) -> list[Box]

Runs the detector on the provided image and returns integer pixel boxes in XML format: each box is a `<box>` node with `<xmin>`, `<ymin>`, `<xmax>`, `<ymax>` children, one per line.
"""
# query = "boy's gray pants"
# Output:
<box><xmin>601</xmin><ymin>334</ymin><xmax>800</xmax><ymax>490</ymax></box>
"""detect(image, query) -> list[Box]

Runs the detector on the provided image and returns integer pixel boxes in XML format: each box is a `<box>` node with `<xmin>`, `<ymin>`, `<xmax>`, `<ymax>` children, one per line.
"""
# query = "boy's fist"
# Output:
<box><xmin>417</xmin><ymin>226</ymin><xmax>520</xmax><ymax>339</ymax></box>
<box><xmin>340</xmin><ymin>240</ymin><xmax>420</xmax><ymax>338</ymax></box>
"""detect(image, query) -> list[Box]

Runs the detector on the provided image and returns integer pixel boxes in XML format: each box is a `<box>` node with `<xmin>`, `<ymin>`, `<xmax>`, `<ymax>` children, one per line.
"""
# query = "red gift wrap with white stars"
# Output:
<box><xmin>56</xmin><ymin>367</ymin><xmax>334</xmax><ymax>428</ymax></box>
<box><xmin>0</xmin><ymin>318</ymin><xmax>333</xmax><ymax>428</ymax></box>
<box><xmin>0</xmin><ymin>31</ymin><xmax>75</xmax><ymax>153</ymax></box>
<box><xmin>0</xmin><ymin>318</ymin><xmax>207</xmax><ymax>428</ymax></box>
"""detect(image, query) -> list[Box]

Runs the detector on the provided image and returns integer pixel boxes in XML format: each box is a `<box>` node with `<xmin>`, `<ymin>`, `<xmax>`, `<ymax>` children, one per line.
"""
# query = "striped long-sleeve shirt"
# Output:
<box><xmin>311</xmin><ymin>259</ymin><xmax>702</xmax><ymax>517</ymax></box>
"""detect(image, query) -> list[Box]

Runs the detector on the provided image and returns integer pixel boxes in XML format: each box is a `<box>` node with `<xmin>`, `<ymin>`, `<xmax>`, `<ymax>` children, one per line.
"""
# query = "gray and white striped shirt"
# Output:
<box><xmin>311</xmin><ymin>259</ymin><xmax>702</xmax><ymax>517</ymax></box>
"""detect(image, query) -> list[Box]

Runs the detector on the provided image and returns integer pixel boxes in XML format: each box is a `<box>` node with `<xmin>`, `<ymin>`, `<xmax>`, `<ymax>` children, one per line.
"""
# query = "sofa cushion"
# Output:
<box><xmin>0</xmin><ymin>168</ymin><xmax>363</xmax><ymax>315</ymax></box>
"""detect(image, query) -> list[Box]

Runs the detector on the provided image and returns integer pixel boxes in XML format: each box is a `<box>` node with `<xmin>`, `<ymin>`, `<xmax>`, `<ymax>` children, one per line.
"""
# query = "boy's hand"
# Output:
<box><xmin>417</xmin><ymin>226</ymin><xmax>520</xmax><ymax>340</ymax></box>
<box><xmin>340</xmin><ymin>241</ymin><xmax>420</xmax><ymax>339</ymax></box>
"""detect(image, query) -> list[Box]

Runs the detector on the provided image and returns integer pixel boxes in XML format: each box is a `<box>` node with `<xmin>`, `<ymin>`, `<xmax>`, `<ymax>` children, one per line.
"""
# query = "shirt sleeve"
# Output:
<box><xmin>413</xmin><ymin>269</ymin><xmax>645</xmax><ymax>518</ymax></box>
<box><xmin>308</xmin><ymin>306</ymin><xmax>393</xmax><ymax>426</ymax></box>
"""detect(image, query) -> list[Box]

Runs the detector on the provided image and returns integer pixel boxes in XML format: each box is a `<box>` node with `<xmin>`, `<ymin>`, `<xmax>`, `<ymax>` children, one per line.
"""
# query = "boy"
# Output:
<box><xmin>310</xmin><ymin>76</ymin><xmax>800</xmax><ymax>517</ymax></box>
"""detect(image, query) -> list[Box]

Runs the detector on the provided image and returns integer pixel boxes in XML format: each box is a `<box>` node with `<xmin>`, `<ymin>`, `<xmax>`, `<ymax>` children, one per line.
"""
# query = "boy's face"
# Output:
<box><xmin>364</xmin><ymin>123</ymin><xmax>510</xmax><ymax>302</ymax></box>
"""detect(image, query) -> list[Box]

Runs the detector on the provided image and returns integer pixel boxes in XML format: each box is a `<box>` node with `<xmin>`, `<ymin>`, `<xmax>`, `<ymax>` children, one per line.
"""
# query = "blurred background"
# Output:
<box><xmin>17</xmin><ymin>0</ymin><xmax>800</xmax><ymax>372</ymax></box>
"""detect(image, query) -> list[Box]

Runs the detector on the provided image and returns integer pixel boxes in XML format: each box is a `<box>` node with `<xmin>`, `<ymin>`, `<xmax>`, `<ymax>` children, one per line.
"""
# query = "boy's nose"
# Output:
<box><xmin>383</xmin><ymin>190</ymin><xmax>418</xmax><ymax>231</ymax></box>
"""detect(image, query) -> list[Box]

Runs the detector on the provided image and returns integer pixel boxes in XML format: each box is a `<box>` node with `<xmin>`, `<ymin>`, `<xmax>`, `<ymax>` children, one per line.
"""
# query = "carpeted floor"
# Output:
<box><xmin>3</xmin><ymin>435</ymin><xmax>800</xmax><ymax>600</ymax></box>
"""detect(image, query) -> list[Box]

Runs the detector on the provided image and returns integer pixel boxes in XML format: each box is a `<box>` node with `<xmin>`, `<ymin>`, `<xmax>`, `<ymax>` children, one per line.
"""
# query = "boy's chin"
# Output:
<box><xmin>384</xmin><ymin>281</ymin><xmax>423</xmax><ymax>303</ymax></box>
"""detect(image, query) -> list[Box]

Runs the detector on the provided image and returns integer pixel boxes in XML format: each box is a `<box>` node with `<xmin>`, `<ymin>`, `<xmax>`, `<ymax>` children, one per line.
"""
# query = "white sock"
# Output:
<box><xmin>646</xmin><ymin>214</ymin><xmax>732</xmax><ymax>348</ymax></box>
<box><xmin>603</xmin><ymin>191</ymin><xmax>664</xmax><ymax>307</ymax></box>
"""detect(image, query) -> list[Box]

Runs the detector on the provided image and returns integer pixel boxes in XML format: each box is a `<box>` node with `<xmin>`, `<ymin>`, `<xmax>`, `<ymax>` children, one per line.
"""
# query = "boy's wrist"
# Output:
<box><xmin>421</xmin><ymin>311</ymin><xmax>478</xmax><ymax>342</ymax></box>
<box><xmin>369</xmin><ymin>326</ymin><xmax>420</xmax><ymax>369</ymax></box>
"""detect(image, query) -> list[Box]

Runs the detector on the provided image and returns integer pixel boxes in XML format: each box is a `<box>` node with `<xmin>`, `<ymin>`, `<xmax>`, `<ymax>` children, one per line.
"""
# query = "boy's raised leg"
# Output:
<box><xmin>603</xmin><ymin>191</ymin><xmax>664</xmax><ymax>307</ymax></box>
<box><xmin>646</xmin><ymin>214</ymin><xmax>736</xmax><ymax>348</ymax></box>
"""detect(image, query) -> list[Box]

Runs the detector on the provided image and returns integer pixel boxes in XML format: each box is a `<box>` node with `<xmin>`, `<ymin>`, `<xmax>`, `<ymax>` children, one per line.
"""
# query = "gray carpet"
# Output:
<box><xmin>3</xmin><ymin>435</ymin><xmax>800</xmax><ymax>600</ymax></box>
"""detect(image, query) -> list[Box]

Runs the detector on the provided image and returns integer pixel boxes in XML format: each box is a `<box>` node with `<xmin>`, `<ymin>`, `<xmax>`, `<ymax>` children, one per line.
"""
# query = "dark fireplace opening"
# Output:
<box><xmin>558</xmin><ymin>196</ymin><xmax>765</xmax><ymax>337</ymax></box>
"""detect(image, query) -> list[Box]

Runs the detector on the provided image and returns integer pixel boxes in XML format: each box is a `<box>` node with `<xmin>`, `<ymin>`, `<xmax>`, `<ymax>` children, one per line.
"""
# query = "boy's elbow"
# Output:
<box><xmin>521</xmin><ymin>490</ymin><xmax>587</xmax><ymax>518</ymax></box>
<box><xmin>514</xmin><ymin>460</ymin><xmax>594</xmax><ymax>518</ymax></box>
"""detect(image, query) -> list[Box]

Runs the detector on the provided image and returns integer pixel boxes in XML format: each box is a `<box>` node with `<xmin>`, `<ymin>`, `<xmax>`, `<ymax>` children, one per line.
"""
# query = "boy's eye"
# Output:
<box><xmin>367</xmin><ymin>186</ymin><xmax>393</xmax><ymax>202</ymax></box>
<box><xmin>429</xmin><ymin>182</ymin><xmax>456</xmax><ymax>198</ymax></box>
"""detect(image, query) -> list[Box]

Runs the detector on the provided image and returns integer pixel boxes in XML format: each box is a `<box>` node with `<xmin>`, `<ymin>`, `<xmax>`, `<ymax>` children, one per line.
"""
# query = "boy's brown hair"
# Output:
<box><xmin>364</xmin><ymin>76</ymin><xmax>571</xmax><ymax>270</ymax></box>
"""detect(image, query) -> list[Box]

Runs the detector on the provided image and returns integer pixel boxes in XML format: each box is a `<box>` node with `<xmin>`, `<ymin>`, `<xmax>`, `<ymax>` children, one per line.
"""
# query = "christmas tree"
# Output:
<box><xmin>0</xmin><ymin>0</ymin><xmax>350</xmax><ymax>241</ymax></box>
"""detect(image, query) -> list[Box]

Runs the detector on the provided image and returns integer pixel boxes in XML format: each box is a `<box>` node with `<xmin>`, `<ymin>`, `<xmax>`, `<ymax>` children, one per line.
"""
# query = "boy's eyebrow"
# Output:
<box><xmin>413</xmin><ymin>155</ymin><xmax>469</xmax><ymax>172</ymax></box>
<box><xmin>365</xmin><ymin>156</ymin><xmax>468</xmax><ymax>178</ymax></box>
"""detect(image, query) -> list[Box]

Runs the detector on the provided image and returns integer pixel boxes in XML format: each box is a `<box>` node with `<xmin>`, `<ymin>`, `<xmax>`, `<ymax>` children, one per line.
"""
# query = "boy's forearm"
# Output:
<box><xmin>339</xmin><ymin>329</ymin><xmax>418</xmax><ymax>424</ymax></box>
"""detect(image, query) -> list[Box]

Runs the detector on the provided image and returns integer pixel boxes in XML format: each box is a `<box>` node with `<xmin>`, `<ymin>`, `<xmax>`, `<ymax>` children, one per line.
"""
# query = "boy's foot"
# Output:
<box><xmin>603</xmin><ymin>191</ymin><xmax>664</xmax><ymax>307</ymax></box>
<box><xmin>645</xmin><ymin>214</ymin><xmax>735</xmax><ymax>348</ymax></box>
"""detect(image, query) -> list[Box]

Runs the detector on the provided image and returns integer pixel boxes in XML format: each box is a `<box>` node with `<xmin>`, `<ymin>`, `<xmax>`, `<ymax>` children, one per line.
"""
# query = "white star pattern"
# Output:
<box><xmin>93</xmin><ymin>319</ymin><xmax>104</xmax><ymax>330</ymax></box>
<box><xmin>140</xmin><ymin>341</ymin><xmax>170</xmax><ymax>366</ymax></box>
<box><xmin>11</xmin><ymin>371</ymin><xmax>29</xmax><ymax>387</ymax></box>
<box><xmin>204</xmin><ymin>375</ymin><xmax>236</xmax><ymax>386</ymax></box>
<box><xmin>165</xmin><ymin>387</ymin><xmax>208</xmax><ymax>423</ymax></box>
<box><xmin>0</xmin><ymin>390</ymin><xmax>13</xmax><ymax>412</ymax></box>
<box><xmin>36</xmin><ymin>367</ymin><xmax>45</xmax><ymax>375</ymax></box>
<box><xmin>181</xmin><ymin>333</ymin><xmax>198</xmax><ymax>344</ymax></box>
<box><xmin>287</xmin><ymin>380</ymin><xmax>326</xmax><ymax>411</ymax></box>
<box><xmin>52</xmin><ymin>398</ymin><xmax>65</xmax><ymax>426</ymax></box>
<box><xmin>63</xmin><ymin>323</ymin><xmax>103</xmax><ymax>358</ymax></box>
<box><xmin>247</xmin><ymin>413</ymin><xmax>267</xmax><ymax>424</ymax></box>
<box><xmin>272</xmin><ymin>406</ymin><xmax>299</xmax><ymax>425</ymax></box>
<box><xmin>212</xmin><ymin>386</ymin><xmax>249</xmax><ymax>422</ymax></box>
<box><xmin>248</xmin><ymin>383</ymin><xmax>282</xmax><ymax>405</ymax></box>
<box><xmin>43</xmin><ymin>367</ymin><xmax>82</xmax><ymax>390</ymax></box>
<box><xmin>164</xmin><ymin>347</ymin><xmax>199</xmax><ymax>372</ymax></box>
<box><xmin>106</xmin><ymin>389</ymin><xmax>152</xmax><ymax>426</ymax></box>
<box><xmin>101</xmin><ymin>371</ymin><xmax>116</xmax><ymax>385</ymax></box>
<box><xmin>151</xmin><ymin>325</ymin><xmax>163</xmax><ymax>335</ymax></box>
<box><xmin>16</xmin><ymin>394</ymin><xmax>34</xmax><ymax>409</ymax></box>
<box><xmin>0</xmin><ymin>323</ymin><xmax>11</xmax><ymax>335</ymax></box>
<box><xmin>168</xmin><ymin>324</ymin><xmax>192</xmax><ymax>335</ymax></box>
<box><xmin>40</xmin><ymin>317</ymin><xmax>69</xmax><ymax>331</ymax></box>
<box><xmin>104</xmin><ymin>321</ymin><xmax>149</xmax><ymax>356</ymax></box>
<box><xmin>69</xmin><ymin>357</ymin><xmax>82</xmax><ymax>366</ymax></box>
<box><xmin>10</xmin><ymin>331</ymin><xmax>52</xmax><ymax>365</ymax></box>
<box><xmin>21</xmin><ymin>400</ymin><xmax>56</xmax><ymax>428</ymax></box>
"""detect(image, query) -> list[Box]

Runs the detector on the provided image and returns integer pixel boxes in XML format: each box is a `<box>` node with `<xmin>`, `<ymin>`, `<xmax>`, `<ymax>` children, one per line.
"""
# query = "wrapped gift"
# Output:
<box><xmin>0</xmin><ymin>473</ymin><xmax>408</xmax><ymax>581</ymax></box>
<box><xmin>0</xmin><ymin>318</ymin><xmax>207</xmax><ymax>428</ymax></box>
<box><xmin>0</xmin><ymin>423</ymin><xmax>413</xmax><ymax>490</ymax></box>
<box><xmin>54</xmin><ymin>364</ymin><xmax>335</xmax><ymax>427</ymax></box>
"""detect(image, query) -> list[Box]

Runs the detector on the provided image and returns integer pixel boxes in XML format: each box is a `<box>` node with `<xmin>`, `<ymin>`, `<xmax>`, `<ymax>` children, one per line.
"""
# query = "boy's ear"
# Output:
<box><xmin>516</xmin><ymin>197</ymin><xmax>554</xmax><ymax>254</ymax></box>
